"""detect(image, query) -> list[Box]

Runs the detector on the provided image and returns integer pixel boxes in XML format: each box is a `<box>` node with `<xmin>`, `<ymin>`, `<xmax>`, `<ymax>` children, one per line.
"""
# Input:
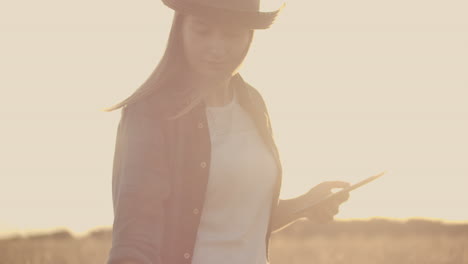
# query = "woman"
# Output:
<box><xmin>103</xmin><ymin>0</ymin><xmax>351</xmax><ymax>264</ymax></box>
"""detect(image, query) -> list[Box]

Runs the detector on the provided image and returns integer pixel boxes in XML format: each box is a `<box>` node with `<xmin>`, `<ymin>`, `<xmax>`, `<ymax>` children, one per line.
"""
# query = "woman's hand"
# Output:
<box><xmin>299</xmin><ymin>181</ymin><xmax>351</xmax><ymax>224</ymax></box>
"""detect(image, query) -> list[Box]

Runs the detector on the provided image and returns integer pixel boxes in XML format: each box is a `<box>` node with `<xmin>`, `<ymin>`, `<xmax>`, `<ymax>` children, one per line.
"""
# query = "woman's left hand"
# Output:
<box><xmin>298</xmin><ymin>181</ymin><xmax>351</xmax><ymax>224</ymax></box>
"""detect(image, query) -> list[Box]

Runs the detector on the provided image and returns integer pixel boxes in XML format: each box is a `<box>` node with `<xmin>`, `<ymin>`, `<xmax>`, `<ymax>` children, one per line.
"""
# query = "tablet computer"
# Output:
<box><xmin>292</xmin><ymin>170</ymin><xmax>386</xmax><ymax>215</ymax></box>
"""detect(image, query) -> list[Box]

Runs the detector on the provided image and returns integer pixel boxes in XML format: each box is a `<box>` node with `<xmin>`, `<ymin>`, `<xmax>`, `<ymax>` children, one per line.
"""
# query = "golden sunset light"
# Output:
<box><xmin>1</xmin><ymin>0</ymin><xmax>467</xmax><ymax>263</ymax></box>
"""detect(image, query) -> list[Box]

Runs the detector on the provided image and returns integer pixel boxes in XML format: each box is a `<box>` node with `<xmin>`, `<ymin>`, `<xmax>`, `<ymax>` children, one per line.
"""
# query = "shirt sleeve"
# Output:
<box><xmin>106</xmin><ymin>103</ymin><xmax>172</xmax><ymax>264</ymax></box>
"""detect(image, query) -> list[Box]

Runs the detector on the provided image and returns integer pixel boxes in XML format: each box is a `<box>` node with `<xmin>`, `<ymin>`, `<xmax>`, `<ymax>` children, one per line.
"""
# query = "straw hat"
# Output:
<box><xmin>161</xmin><ymin>0</ymin><xmax>286</xmax><ymax>29</ymax></box>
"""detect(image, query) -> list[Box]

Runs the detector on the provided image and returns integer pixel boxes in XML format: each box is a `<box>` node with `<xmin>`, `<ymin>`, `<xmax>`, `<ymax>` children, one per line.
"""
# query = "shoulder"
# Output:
<box><xmin>116</xmin><ymin>98</ymin><xmax>167</xmax><ymax>148</ymax></box>
<box><xmin>116</xmin><ymin>93</ymin><xmax>170</xmax><ymax>141</ymax></box>
<box><xmin>242</xmin><ymin>80</ymin><xmax>269</xmax><ymax>112</ymax></box>
<box><xmin>121</xmin><ymin>89</ymin><xmax>171</xmax><ymax>121</ymax></box>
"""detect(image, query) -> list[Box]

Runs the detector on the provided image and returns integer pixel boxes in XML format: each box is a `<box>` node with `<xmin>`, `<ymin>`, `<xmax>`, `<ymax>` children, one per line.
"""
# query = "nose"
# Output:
<box><xmin>206</xmin><ymin>31</ymin><xmax>228</xmax><ymax>59</ymax></box>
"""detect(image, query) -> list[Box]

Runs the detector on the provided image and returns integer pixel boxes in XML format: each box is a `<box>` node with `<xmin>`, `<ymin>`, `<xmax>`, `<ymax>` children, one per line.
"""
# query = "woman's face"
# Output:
<box><xmin>181</xmin><ymin>14</ymin><xmax>253</xmax><ymax>80</ymax></box>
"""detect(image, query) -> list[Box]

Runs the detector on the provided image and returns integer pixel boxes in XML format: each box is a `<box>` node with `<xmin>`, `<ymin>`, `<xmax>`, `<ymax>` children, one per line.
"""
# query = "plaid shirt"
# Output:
<box><xmin>106</xmin><ymin>73</ymin><xmax>283</xmax><ymax>264</ymax></box>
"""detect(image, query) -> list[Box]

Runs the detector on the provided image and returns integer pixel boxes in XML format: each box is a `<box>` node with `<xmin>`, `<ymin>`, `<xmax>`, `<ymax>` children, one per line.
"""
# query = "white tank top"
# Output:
<box><xmin>191</xmin><ymin>88</ymin><xmax>278</xmax><ymax>264</ymax></box>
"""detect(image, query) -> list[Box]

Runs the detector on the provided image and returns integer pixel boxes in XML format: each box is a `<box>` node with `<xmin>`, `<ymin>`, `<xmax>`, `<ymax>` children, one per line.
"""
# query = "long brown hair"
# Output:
<box><xmin>101</xmin><ymin>11</ymin><xmax>254</xmax><ymax>120</ymax></box>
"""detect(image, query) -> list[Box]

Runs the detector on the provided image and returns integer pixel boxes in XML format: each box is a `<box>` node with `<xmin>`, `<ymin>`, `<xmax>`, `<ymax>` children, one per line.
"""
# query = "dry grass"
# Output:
<box><xmin>0</xmin><ymin>235</ymin><xmax>110</xmax><ymax>264</ymax></box>
<box><xmin>269</xmin><ymin>233</ymin><xmax>468</xmax><ymax>264</ymax></box>
<box><xmin>1</xmin><ymin>220</ymin><xmax>468</xmax><ymax>264</ymax></box>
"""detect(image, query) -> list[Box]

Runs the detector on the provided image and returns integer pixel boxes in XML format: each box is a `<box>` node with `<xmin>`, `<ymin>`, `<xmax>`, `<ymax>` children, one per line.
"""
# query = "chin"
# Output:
<box><xmin>197</xmin><ymin>68</ymin><xmax>233</xmax><ymax>80</ymax></box>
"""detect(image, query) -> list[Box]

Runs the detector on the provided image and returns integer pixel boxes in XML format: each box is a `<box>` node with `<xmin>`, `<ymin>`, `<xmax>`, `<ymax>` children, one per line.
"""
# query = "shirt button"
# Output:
<box><xmin>193</xmin><ymin>208</ymin><xmax>199</xmax><ymax>214</ymax></box>
<box><xmin>197</xmin><ymin>122</ymin><xmax>204</xmax><ymax>128</ymax></box>
<box><xmin>184</xmin><ymin>252</ymin><xmax>191</xmax><ymax>259</ymax></box>
<box><xmin>200</xmin><ymin>161</ymin><xmax>207</xmax><ymax>168</ymax></box>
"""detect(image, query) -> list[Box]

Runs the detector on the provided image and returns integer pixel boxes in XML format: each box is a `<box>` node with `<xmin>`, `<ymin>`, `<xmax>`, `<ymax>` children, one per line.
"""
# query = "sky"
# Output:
<box><xmin>0</xmin><ymin>0</ymin><xmax>467</xmax><ymax>238</ymax></box>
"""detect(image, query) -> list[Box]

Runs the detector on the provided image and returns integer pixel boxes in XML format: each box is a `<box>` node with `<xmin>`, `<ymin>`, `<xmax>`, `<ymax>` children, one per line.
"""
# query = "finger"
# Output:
<box><xmin>304</xmin><ymin>206</ymin><xmax>329</xmax><ymax>223</ymax></box>
<box><xmin>321</xmin><ymin>181</ymin><xmax>351</xmax><ymax>190</ymax></box>
<box><xmin>333</xmin><ymin>191</ymin><xmax>350</xmax><ymax>203</ymax></box>
<box><xmin>304</xmin><ymin>209</ymin><xmax>319</xmax><ymax>221</ymax></box>
<box><xmin>319</xmin><ymin>199</ymin><xmax>343</xmax><ymax>218</ymax></box>
<box><xmin>314</xmin><ymin>205</ymin><xmax>336</xmax><ymax>223</ymax></box>
<box><xmin>307</xmin><ymin>184</ymin><xmax>333</xmax><ymax>198</ymax></box>
<box><xmin>327</xmin><ymin>198</ymin><xmax>347</xmax><ymax>211</ymax></box>
<box><xmin>331</xmin><ymin>203</ymin><xmax>340</xmax><ymax>215</ymax></box>
<box><xmin>323</xmin><ymin>201</ymin><xmax>340</xmax><ymax>215</ymax></box>
<box><xmin>332</xmin><ymin>181</ymin><xmax>351</xmax><ymax>189</ymax></box>
<box><xmin>316</xmin><ymin>207</ymin><xmax>334</xmax><ymax>223</ymax></box>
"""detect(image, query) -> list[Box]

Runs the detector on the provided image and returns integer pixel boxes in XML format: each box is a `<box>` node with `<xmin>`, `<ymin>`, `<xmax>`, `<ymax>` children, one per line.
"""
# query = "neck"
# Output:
<box><xmin>185</xmin><ymin>72</ymin><xmax>234</xmax><ymax>107</ymax></box>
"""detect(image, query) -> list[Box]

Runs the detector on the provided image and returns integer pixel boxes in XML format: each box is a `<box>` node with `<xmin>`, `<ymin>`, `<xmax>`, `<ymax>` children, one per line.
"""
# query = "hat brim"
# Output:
<box><xmin>162</xmin><ymin>0</ymin><xmax>285</xmax><ymax>29</ymax></box>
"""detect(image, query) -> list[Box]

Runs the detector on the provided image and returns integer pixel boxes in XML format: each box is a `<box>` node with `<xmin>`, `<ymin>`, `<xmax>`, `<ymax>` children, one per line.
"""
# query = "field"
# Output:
<box><xmin>1</xmin><ymin>219</ymin><xmax>467</xmax><ymax>264</ymax></box>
